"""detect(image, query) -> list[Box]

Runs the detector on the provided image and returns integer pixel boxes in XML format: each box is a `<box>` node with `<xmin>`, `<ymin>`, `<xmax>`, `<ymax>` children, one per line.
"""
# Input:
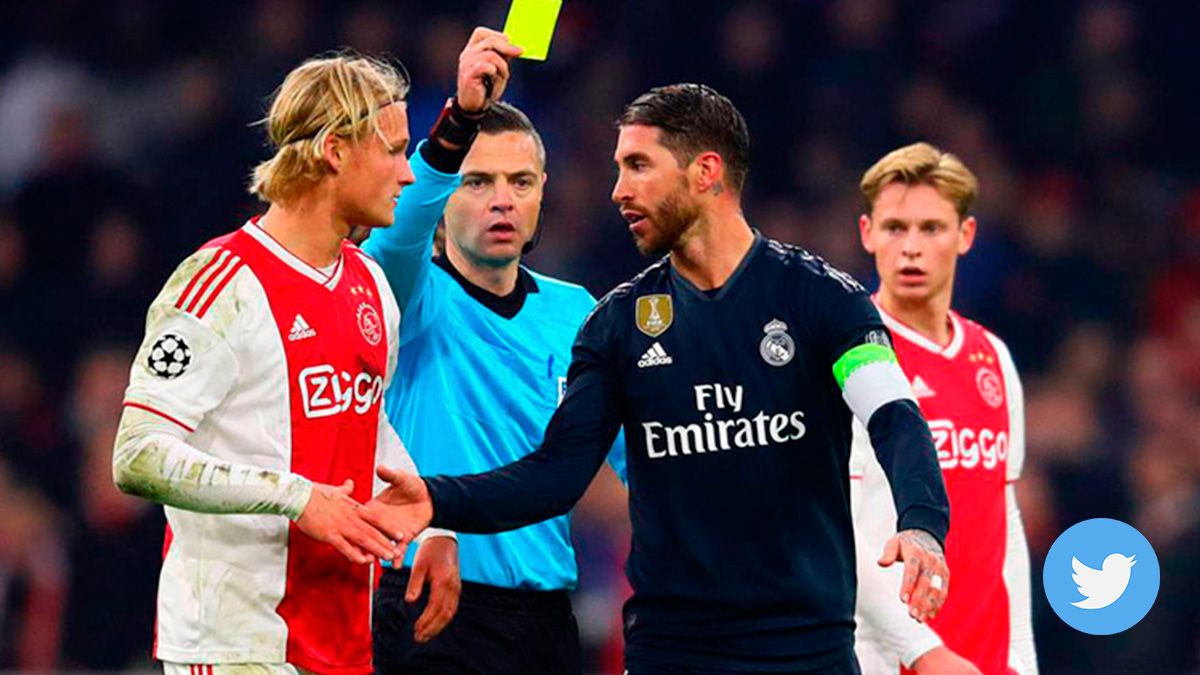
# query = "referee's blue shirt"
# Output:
<box><xmin>363</xmin><ymin>141</ymin><xmax>626</xmax><ymax>591</ymax></box>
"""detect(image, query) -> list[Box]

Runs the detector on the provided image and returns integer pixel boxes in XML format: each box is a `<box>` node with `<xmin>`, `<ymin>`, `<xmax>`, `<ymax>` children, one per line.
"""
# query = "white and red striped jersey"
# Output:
<box><xmin>119</xmin><ymin>220</ymin><xmax>414</xmax><ymax>674</ymax></box>
<box><xmin>850</xmin><ymin>301</ymin><xmax>1037</xmax><ymax>675</ymax></box>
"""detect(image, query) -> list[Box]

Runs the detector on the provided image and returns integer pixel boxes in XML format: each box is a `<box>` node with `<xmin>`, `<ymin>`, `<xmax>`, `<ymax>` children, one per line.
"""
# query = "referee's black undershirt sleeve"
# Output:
<box><xmin>424</xmin><ymin>350</ymin><xmax>622</xmax><ymax>534</ymax></box>
<box><xmin>867</xmin><ymin>399</ymin><xmax>951</xmax><ymax>546</ymax></box>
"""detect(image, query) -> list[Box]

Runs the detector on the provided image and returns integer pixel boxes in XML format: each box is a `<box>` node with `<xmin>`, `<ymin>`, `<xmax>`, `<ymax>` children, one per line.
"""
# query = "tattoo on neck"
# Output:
<box><xmin>711</xmin><ymin>181</ymin><xmax>724</xmax><ymax>196</ymax></box>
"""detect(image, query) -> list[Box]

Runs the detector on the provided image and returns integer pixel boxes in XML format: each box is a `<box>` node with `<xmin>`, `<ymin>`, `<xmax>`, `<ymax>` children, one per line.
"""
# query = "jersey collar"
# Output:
<box><xmin>872</xmin><ymin>296</ymin><xmax>964</xmax><ymax>359</ymax></box>
<box><xmin>669</xmin><ymin>230</ymin><xmax>763</xmax><ymax>302</ymax></box>
<box><xmin>433</xmin><ymin>254</ymin><xmax>539</xmax><ymax>319</ymax></box>
<box><xmin>243</xmin><ymin>219</ymin><xmax>344</xmax><ymax>291</ymax></box>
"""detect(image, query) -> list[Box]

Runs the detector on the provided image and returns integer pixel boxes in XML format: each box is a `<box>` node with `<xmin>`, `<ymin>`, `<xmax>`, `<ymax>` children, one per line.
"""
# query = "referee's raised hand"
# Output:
<box><xmin>457</xmin><ymin>27</ymin><xmax>522</xmax><ymax>113</ymax></box>
<box><xmin>361</xmin><ymin>466</ymin><xmax>434</xmax><ymax>560</ymax></box>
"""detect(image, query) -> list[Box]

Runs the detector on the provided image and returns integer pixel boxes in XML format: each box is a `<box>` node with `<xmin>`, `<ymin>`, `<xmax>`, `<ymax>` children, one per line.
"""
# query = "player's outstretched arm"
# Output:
<box><xmin>366</xmin><ymin>326</ymin><xmax>622</xmax><ymax>536</ymax></box>
<box><xmin>113</xmin><ymin>407</ymin><xmax>400</xmax><ymax>563</ymax></box>
<box><xmin>812</xmin><ymin>272</ymin><xmax>950</xmax><ymax>620</ymax></box>
<box><xmin>832</xmin><ymin>341</ymin><xmax>950</xmax><ymax>621</ymax></box>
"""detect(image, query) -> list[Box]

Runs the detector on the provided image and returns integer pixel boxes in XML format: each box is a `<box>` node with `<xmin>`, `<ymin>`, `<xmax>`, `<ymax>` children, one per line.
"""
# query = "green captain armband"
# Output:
<box><xmin>832</xmin><ymin>343</ymin><xmax>898</xmax><ymax>390</ymax></box>
<box><xmin>832</xmin><ymin>342</ymin><xmax>911</xmax><ymax>423</ymax></box>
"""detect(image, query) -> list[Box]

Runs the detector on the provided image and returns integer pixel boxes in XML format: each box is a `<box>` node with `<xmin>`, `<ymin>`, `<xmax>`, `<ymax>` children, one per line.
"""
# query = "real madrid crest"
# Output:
<box><xmin>636</xmin><ymin>294</ymin><xmax>673</xmax><ymax>337</ymax></box>
<box><xmin>760</xmin><ymin>318</ymin><xmax>795</xmax><ymax>367</ymax></box>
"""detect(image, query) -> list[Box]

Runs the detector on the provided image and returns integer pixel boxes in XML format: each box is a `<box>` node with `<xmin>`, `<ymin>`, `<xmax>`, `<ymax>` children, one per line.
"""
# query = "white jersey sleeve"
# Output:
<box><xmin>362</xmin><ymin>251</ymin><xmax>454</xmax><ymax>543</ymax></box>
<box><xmin>986</xmin><ymin>332</ymin><xmax>1037</xmax><ymax>673</ymax></box>
<box><xmin>1004</xmin><ymin>484</ymin><xmax>1038</xmax><ymax>674</ymax></box>
<box><xmin>851</xmin><ymin>419</ymin><xmax>944</xmax><ymax>671</ymax></box>
<box><xmin>113</xmin><ymin>247</ymin><xmax>313</xmax><ymax>518</ymax></box>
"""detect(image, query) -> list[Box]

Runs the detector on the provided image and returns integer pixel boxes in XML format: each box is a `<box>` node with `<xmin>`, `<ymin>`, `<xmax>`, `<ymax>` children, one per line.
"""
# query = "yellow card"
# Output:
<box><xmin>502</xmin><ymin>0</ymin><xmax>563</xmax><ymax>61</ymax></box>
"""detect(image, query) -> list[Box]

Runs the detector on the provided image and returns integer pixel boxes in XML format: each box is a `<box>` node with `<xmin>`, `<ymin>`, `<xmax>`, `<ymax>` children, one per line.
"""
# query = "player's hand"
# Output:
<box><xmin>911</xmin><ymin>646</ymin><xmax>982</xmax><ymax>675</ymax></box>
<box><xmin>879</xmin><ymin>528</ymin><xmax>949</xmax><ymax>623</ymax></box>
<box><xmin>360</xmin><ymin>466</ymin><xmax>434</xmax><ymax>560</ymax></box>
<box><xmin>406</xmin><ymin>536</ymin><xmax>461</xmax><ymax>643</ymax></box>
<box><xmin>295</xmin><ymin>480</ymin><xmax>400</xmax><ymax>565</ymax></box>
<box><xmin>457</xmin><ymin>27</ymin><xmax>522</xmax><ymax>112</ymax></box>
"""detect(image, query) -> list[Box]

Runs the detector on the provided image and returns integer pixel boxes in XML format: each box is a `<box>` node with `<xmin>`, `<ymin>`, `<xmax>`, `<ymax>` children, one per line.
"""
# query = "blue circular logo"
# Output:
<box><xmin>1042</xmin><ymin>518</ymin><xmax>1159</xmax><ymax>635</ymax></box>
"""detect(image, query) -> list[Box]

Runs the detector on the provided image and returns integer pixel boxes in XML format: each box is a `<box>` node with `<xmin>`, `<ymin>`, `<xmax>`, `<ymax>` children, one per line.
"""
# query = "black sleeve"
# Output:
<box><xmin>800</xmin><ymin>260</ymin><xmax>887</xmax><ymax>364</ymax></box>
<box><xmin>424</xmin><ymin>307</ymin><xmax>623</xmax><ymax>533</ymax></box>
<box><xmin>868</xmin><ymin>399</ymin><xmax>950</xmax><ymax>546</ymax></box>
<box><xmin>801</xmin><ymin>260</ymin><xmax>949</xmax><ymax>545</ymax></box>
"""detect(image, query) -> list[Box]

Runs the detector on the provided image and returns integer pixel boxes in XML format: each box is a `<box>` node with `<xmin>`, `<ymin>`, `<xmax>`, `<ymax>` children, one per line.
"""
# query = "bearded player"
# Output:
<box><xmin>111</xmin><ymin>38</ymin><xmax>514</xmax><ymax>674</ymax></box>
<box><xmin>362</xmin><ymin>84</ymin><xmax>951</xmax><ymax>673</ymax></box>
<box><xmin>850</xmin><ymin>143</ymin><xmax>1038</xmax><ymax>675</ymax></box>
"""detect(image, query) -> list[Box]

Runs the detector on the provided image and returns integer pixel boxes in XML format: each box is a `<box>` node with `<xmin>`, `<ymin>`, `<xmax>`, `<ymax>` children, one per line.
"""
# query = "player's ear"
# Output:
<box><xmin>958</xmin><ymin>216</ymin><xmax>977</xmax><ymax>255</ymax></box>
<box><xmin>692</xmin><ymin>151</ymin><xmax>724</xmax><ymax>195</ymax></box>
<box><xmin>859</xmin><ymin>214</ymin><xmax>876</xmax><ymax>253</ymax></box>
<box><xmin>323</xmin><ymin>133</ymin><xmax>345</xmax><ymax>173</ymax></box>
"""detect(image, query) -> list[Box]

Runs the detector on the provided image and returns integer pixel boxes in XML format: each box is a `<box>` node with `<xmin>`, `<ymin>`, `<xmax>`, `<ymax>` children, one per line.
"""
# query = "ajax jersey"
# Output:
<box><xmin>850</xmin><ymin>302</ymin><xmax>1025</xmax><ymax>675</ymax></box>
<box><xmin>123</xmin><ymin>221</ymin><xmax>405</xmax><ymax>674</ymax></box>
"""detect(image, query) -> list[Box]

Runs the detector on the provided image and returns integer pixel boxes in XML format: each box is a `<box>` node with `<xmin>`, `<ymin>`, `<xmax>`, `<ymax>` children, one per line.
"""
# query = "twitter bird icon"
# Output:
<box><xmin>1070</xmin><ymin>553</ymin><xmax>1136</xmax><ymax>609</ymax></box>
<box><xmin>1044</xmin><ymin>519</ymin><xmax>1159</xmax><ymax>635</ymax></box>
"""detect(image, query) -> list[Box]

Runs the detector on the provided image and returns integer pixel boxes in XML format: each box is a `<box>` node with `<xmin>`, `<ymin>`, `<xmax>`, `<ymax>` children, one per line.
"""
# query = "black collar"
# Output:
<box><xmin>433</xmin><ymin>255</ymin><xmax>539</xmax><ymax>319</ymax></box>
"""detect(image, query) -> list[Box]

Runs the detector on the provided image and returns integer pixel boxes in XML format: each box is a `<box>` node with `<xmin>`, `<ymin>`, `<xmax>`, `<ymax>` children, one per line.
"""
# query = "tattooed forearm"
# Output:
<box><xmin>898</xmin><ymin>528</ymin><xmax>944</xmax><ymax>555</ymax></box>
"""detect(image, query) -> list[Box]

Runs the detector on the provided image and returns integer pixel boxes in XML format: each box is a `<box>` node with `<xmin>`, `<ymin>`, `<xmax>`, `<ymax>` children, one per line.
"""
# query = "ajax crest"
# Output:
<box><xmin>975</xmin><ymin>367</ymin><xmax>1004</xmax><ymax>408</ymax></box>
<box><xmin>636</xmin><ymin>294</ymin><xmax>673</xmax><ymax>337</ymax></box>
<box><xmin>760</xmin><ymin>319</ymin><xmax>795</xmax><ymax>367</ymax></box>
<box><xmin>357</xmin><ymin>302</ymin><xmax>383</xmax><ymax>346</ymax></box>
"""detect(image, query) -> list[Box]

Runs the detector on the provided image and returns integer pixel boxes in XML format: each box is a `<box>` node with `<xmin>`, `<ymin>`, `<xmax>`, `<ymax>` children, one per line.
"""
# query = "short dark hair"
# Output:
<box><xmin>617</xmin><ymin>83</ymin><xmax>750</xmax><ymax>192</ymax></box>
<box><xmin>479</xmin><ymin>101</ymin><xmax>546</xmax><ymax>168</ymax></box>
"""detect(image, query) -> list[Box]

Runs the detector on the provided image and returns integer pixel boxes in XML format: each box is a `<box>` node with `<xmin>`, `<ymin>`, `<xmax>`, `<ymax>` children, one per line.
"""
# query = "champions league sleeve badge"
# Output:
<box><xmin>760</xmin><ymin>319</ymin><xmax>795</xmax><ymax>367</ymax></box>
<box><xmin>148</xmin><ymin>333</ymin><xmax>192</xmax><ymax>379</ymax></box>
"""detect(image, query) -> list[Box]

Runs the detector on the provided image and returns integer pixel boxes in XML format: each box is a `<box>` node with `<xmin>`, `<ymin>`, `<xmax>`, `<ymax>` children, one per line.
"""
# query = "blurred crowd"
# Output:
<box><xmin>0</xmin><ymin>0</ymin><xmax>1197</xmax><ymax>672</ymax></box>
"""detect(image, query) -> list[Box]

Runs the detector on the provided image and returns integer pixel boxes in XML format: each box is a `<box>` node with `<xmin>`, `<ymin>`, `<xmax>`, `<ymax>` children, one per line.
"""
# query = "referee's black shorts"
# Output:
<box><xmin>373</xmin><ymin>566</ymin><xmax>582</xmax><ymax>675</ymax></box>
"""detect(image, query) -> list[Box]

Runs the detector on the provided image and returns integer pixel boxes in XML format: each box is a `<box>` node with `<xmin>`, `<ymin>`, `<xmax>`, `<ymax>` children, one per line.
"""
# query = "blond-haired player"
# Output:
<box><xmin>112</xmin><ymin>33</ymin><xmax>516</xmax><ymax>675</ymax></box>
<box><xmin>850</xmin><ymin>143</ymin><xmax>1038</xmax><ymax>674</ymax></box>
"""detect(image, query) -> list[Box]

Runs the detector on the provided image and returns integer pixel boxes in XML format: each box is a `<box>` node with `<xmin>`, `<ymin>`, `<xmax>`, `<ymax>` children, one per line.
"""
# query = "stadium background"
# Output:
<box><xmin>0</xmin><ymin>0</ymin><xmax>1197</xmax><ymax>672</ymax></box>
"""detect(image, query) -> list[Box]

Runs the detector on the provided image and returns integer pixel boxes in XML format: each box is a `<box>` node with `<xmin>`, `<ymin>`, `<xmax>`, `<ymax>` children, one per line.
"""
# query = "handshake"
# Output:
<box><xmin>294</xmin><ymin>466</ymin><xmax>436</xmax><ymax>565</ymax></box>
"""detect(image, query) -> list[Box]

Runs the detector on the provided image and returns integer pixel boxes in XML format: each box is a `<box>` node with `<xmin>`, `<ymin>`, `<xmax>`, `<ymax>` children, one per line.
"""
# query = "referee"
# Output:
<box><xmin>362</xmin><ymin>29</ymin><xmax>625</xmax><ymax>675</ymax></box>
<box><xmin>366</xmin><ymin>84</ymin><xmax>951</xmax><ymax>673</ymax></box>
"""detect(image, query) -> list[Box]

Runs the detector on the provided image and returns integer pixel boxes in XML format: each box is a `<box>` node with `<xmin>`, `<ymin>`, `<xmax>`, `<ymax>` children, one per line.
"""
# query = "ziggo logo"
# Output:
<box><xmin>298</xmin><ymin>364</ymin><xmax>383</xmax><ymax>419</ymax></box>
<box><xmin>928</xmin><ymin>419</ymin><xmax>1008</xmax><ymax>471</ymax></box>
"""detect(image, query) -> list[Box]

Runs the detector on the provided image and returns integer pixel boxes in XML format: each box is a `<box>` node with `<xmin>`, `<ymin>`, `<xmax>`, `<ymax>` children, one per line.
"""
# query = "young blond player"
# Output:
<box><xmin>850</xmin><ymin>143</ymin><xmax>1038</xmax><ymax>675</ymax></box>
<box><xmin>112</xmin><ymin>34</ymin><xmax>516</xmax><ymax>674</ymax></box>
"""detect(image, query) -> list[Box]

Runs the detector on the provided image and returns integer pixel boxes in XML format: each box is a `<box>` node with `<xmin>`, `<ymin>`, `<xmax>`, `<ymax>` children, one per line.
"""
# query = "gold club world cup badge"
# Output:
<box><xmin>760</xmin><ymin>319</ymin><xmax>795</xmax><ymax>367</ymax></box>
<box><xmin>636</xmin><ymin>294</ymin><xmax>673</xmax><ymax>337</ymax></box>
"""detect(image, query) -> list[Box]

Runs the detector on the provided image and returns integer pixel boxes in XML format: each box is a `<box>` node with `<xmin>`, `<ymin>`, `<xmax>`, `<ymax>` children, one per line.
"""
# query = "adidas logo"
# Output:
<box><xmin>288</xmin><ymin>314</ymin><xmax>317</xmax><ymax>342</ymax></box>
<box><xmin>637</xmin><ymin>342</ymin><xmax>673</xmax><ymax>368</ymax></box>
<box><xmin>911</xmin><ymin>375</ymin><xmax>936</xmax><ymax>399</ymax></box>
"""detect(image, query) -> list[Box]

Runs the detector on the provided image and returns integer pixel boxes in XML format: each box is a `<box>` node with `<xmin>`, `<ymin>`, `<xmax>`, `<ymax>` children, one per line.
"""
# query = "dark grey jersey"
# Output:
<box><xmin>427</xmin><ymin>233</ymin><xmax>949</xmax><ymax>671</ymax></box>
